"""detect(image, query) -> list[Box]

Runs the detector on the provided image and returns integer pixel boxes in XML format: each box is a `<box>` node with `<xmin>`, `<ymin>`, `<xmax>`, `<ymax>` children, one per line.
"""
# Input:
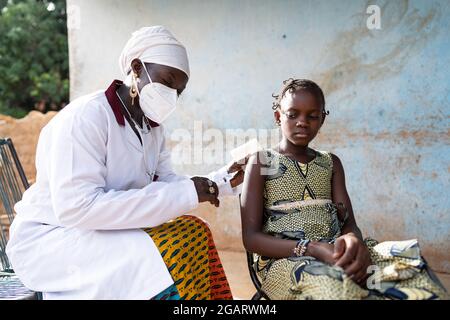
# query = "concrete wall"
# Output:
<box><xmin>66</xmin><ymin>0</ymin><xmax>449</xmax><ymax>272</ymax></box>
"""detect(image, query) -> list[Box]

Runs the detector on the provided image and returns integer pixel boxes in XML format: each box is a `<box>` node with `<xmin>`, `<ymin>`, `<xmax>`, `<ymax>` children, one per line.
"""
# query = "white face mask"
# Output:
<box><xmin>137</xmin><ymin>62</ymin><xmax>178</xmax><ymax>123</ymax></box>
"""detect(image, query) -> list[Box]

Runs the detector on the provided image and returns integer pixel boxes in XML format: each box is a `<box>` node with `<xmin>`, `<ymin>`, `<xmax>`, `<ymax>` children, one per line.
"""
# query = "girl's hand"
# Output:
<box><xmin>333</xmin><ymin>233</ymin><xmax>372</xmax><ymax>284</ymax></box>
<box><xmin>309</xmin><ymin>242</ymin><xmax>337</xmax><ymax>265</ymax></box>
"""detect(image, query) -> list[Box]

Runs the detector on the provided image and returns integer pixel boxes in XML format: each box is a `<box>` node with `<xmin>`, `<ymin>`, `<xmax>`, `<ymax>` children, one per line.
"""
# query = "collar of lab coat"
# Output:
<box><xmin>105</xmin><ymin>80</ymin><xmax>160</xmax><ymax>128</ymax></box>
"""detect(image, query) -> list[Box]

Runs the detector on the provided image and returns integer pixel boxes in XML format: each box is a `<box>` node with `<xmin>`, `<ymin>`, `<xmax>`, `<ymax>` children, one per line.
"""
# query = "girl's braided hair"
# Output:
<box><xmin>272</xmin><ymin>78</ymin><xmax>329</xmax><ymax>117</ymax></box>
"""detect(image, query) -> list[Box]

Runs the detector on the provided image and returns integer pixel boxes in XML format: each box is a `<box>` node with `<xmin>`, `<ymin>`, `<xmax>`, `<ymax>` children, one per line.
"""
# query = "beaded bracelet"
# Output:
<box><xmin>293</xmin><ymin>239</ymin><xmax>310</xmax><ymax>257</ymax></box>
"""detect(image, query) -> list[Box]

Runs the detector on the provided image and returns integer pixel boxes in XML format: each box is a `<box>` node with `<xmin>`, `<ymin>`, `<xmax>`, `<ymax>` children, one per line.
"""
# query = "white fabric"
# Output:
<box><xmin>6</xmin><ymin>89</ymin><xmax>238</xmax><ymax>299</ymax></box>
<box><xmin>137</xmin><ymin>65</ymin><xmax>178</xmax><ymax>123</ymax></box>
<box><xmin>207</xmin><ymin>166</ymin><xmax>242</xmax><ymax>198</ymax></box>
<box><xmin>119</xmin><ymin>26</ymin><xmax>190</xmax><ymax>78</ymax></box>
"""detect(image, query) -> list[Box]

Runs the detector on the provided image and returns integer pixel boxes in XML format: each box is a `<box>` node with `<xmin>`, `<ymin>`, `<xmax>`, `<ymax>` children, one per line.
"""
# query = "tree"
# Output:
<box><xmin>0</xmin><ymin>0</ymin><xmax>68</xmax><ymax>117</ymax></box>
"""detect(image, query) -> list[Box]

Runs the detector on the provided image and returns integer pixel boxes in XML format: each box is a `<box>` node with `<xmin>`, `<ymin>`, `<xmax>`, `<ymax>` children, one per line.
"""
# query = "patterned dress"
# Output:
<box><xmin>253</xmin><ymin>149</ymin><xmax>448</xmax><ymax>300</ymax></box>
<box><xmin>144</xmin><ymin>215</ymin><xmax>233</xmax><ymax>300</ymax></box>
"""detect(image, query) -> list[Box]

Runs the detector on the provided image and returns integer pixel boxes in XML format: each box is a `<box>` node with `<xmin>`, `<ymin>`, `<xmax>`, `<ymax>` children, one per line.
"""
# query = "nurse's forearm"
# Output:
<box><xmin>51</xmin><ymin>179</ymin><xmax>199</xmax><ymax>230</ymax></box>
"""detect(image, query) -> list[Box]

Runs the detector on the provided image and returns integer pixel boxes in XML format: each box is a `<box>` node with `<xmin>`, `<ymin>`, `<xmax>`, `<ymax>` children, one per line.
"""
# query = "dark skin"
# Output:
<box><xmin>240</xmin><ymin>89</ymin><xmax>372</xmax><ymax>285</ymax></box>
<box><xmin>117</xmin><ymin>59</ymin><xmax>246</xmax><ymax>207</ymax></box>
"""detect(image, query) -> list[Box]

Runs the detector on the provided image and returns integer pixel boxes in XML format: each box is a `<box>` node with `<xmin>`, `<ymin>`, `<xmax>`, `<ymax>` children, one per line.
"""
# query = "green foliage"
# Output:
<box><xmin>0</xmin><ymin>0</ymin><xmax>68</xmax><ymax>118</ymax></box>
<box><xmin>0</xmin><ymin>104</ymin><xmax>28</xmax><ymax>118</ymax></box>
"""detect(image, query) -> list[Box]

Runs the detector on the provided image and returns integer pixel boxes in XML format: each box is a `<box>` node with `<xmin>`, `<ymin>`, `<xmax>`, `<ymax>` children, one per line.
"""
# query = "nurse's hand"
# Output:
<box><xmin>191</xmin><ymin>177</ymin><xmax>220</xmax><ymax>207</ymax></box>
<box><xmin>230</xmin><ymin>170</ymin><xmax>245</xmax><ymax>188</ymax></box>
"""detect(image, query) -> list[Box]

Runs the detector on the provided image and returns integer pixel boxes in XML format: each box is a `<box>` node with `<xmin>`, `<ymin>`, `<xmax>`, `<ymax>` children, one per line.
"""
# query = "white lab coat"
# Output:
<box><xmin>6</xmin><ymin>82</ymin><xmax>240</xmax><ymax>299</ymax></box>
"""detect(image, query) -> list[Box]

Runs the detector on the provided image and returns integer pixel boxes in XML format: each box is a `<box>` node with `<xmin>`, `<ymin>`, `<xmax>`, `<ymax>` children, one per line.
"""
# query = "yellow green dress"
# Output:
<box><xmin>253</xmin><ymin>149</ymin><xmax>448</xmax><ymax>300</ymax></box>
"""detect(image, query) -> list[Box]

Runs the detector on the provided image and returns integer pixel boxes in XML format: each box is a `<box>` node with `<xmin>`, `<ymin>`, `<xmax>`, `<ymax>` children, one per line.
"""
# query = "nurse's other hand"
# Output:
<box><xmin>230</xmin><ymin>170</ymin><xmax>244</xmax><ymax>188</ymax></box>
<box><xmin>191</xmin><ymin>177</ymin><xmax>220</xmax><ymax>207</ymax></box>
<box><xmin>226</xmin><ymin>156</ymin><xmax>249</xmax><ymax>188</ymax></box>
<box><xmin>226</xmin><ymin>156</ymin><xmax>249</xmax><ymax>174</ymax></box>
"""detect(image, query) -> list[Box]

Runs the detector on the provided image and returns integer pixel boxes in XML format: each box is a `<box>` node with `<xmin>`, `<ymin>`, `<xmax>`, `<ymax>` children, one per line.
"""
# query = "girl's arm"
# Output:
<box><xmin>331</xmin><ymin>153</ymin><xmax>372</xmax><ymax>283</ymax></box>
<box><xmin>240</xmin><ymin>153</ymin><xmax>334</xmax><ymax>263</ymax></box>
<box><xmin>330</xmin><ymin>153</ymin><xmax>363</xmax><ymax>240</ymax></box>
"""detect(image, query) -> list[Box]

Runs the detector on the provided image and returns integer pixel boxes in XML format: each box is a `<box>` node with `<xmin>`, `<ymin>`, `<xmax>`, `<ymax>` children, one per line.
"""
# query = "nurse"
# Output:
<box><xmin>6</xmin><ymin>26</ymin><xmax>244</xmax><ymax>299</ymax></box>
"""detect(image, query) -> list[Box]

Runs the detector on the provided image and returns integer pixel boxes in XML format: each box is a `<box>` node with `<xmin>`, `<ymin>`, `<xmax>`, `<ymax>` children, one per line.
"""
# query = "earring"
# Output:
<box><xmin>129</xmin><ymin>73</ymin><xmax>138</xmax><ymax>105</ymax></box>
<box><xmin>275</xmin><ymin>120</ymin><xmax>281</xmax><ymax>126</ymax></box>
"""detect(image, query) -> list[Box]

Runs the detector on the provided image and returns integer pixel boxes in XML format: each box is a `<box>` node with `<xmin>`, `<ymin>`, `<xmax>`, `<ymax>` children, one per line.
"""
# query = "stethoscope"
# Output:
<box><xmin>116</xmin><ymin>91</ymin><xmax>156</xmax><ymax>183</ymax></box>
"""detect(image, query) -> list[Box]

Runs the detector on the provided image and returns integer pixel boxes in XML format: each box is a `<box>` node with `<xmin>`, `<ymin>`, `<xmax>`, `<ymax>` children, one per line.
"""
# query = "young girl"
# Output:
<box><xmin>240</xmin><ymin>78</ymin><xmax>448</xmax><ymax>300</ymax></box>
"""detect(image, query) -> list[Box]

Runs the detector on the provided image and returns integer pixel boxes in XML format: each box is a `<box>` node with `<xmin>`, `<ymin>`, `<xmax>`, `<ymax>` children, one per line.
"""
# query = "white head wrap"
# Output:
<box><xmin>119</xmin><ymin>25</ymin><xmax>190</xmax><ymax>78</ymax></box>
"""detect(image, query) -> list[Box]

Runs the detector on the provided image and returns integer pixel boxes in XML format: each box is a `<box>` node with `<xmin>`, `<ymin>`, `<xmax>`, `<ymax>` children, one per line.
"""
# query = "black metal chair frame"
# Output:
<box><xmin>246</xmin><ymin>250</ymin><xmax>271</xmax><ymax>300</ymax></box>
<box><xmin>0</xmin><ymin>137</ymin><xmax>42</xmax><ymax>300</ymax></box>
<box><xmin>239</xmin><ymin>195</ymin><xmax>270</xmax><ymax>300</ymax></box>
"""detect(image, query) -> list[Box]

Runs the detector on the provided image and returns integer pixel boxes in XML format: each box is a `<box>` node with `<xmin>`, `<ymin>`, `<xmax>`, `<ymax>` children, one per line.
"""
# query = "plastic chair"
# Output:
<box><xmin>0</xmin><ymin>138</ymin><xmax>41</xmax><ymax>300</ymax></box>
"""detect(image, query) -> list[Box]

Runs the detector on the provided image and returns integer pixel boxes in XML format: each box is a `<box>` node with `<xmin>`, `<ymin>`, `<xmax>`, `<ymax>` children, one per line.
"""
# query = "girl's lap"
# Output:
<box><xmin>260</xmin><ymin>239</ymin><xmax>448</xmax><ymax>300</ymax></box>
